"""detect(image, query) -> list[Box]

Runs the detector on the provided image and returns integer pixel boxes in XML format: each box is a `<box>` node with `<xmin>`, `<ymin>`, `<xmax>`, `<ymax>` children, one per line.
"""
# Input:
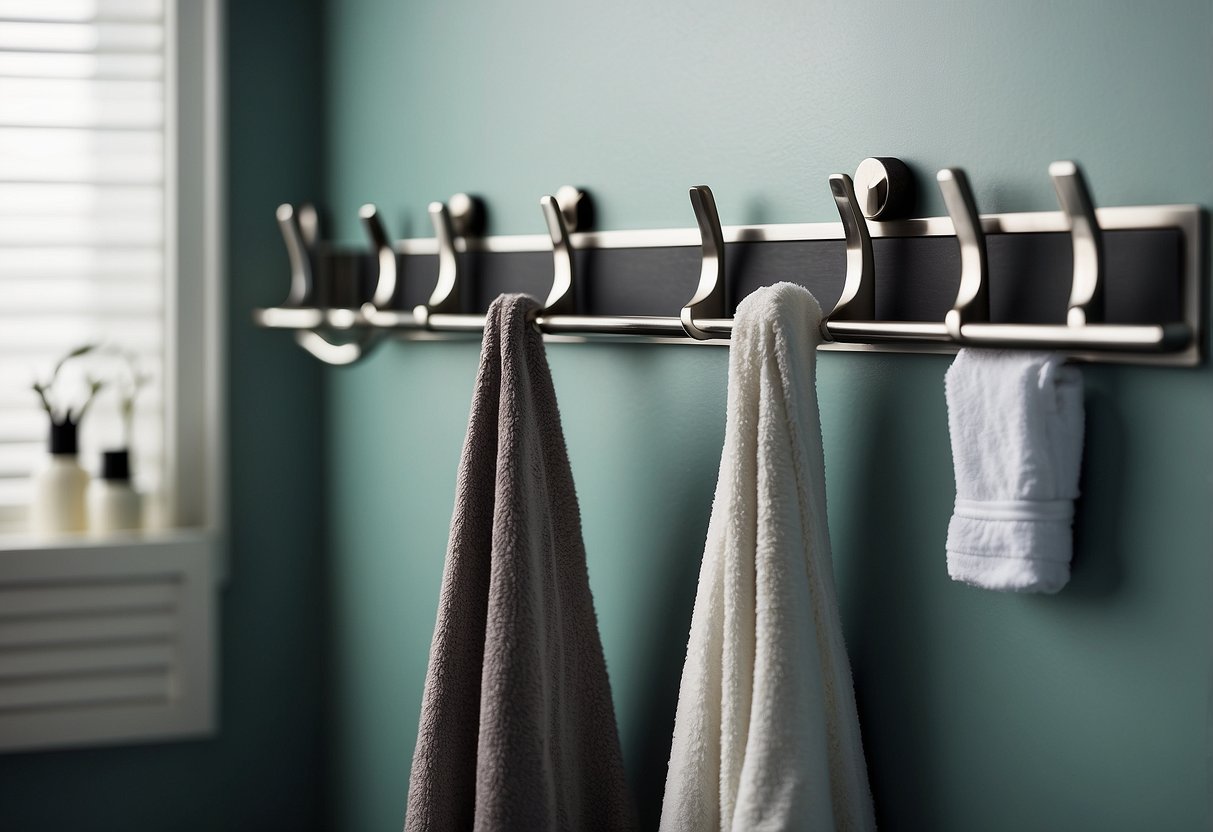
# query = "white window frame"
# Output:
<box><xmin>165</xmin><ymin>0</ymin><xmax>225</xmax><ymax>543</ymax></box>
<box><xmin>0</xmin><ymin>0</ymin><xmax>226</xmax><ymax>753</ymax></box>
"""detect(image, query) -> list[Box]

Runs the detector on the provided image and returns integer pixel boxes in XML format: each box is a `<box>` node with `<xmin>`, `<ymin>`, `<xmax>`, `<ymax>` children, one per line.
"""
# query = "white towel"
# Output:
<box><xmin>944</xmin><ymin>349</ymin><xmax>1085</xmax><ymax>594</ymax></box>
<box><xmin>660</xmin><ymin>283</ymin><xmax>876</xmax><ymax>832</ymax></box>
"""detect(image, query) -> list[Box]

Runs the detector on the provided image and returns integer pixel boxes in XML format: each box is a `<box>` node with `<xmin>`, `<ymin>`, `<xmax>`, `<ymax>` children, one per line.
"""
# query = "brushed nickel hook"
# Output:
<box><xmin>296</xmin><ymin>203</ymin><xmax>320</xmax><ymax>250</ymax></box>
<box><xmin>823</xmin><ymin>173</ymin><xmax>875</xmax><ymax>338</ymax></box>
<box><xmin>293</xmin><ymin>331</ymin><xmax>366</xmax><ymax>365</ymax></box>
<box><xmin>276</xmin><ymin>203</ymin><xmax>314</xmax><ymax>308</ymax></box>
<box><xmin>540</xmin><ymin>193</ymin><xmax>576</xmax><ymax>315</ymax></box>
<box><xmin>1049</xmin><ymin>160</ymin><xmax>1104</xmax><ymax>326</ymax></box>
<box><xmin>275</xmin><ymin>202</ymin><xmax>375</xmax><ymax>365</ymax></box>
<box><xmin>681</xmin><ymin>185</ymin><xmax>726</xmax><ymax>340</ymax></box>
<box><xmin>359</xmin><ymin>203</ymin><xmax>397</xmax><ymax>313</ymax></box>
<box><xmin>938</xmin><ymin>168</ymin><xmax>989</xmax><ymax>341</ymax></box>
<box><xmin>413</xmin><ymin>201</ymin><xmax>461</xmax><ymax>325</ymax></box>
<box><xmin>413</xmin><ymin>194</ymin><xmax>484</xmax><ymax>326</ymax></box>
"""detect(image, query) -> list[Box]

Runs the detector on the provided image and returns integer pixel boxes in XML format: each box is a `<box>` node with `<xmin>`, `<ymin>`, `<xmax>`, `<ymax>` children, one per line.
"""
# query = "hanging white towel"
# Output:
<box><xmin>944</xmin><ymin>349</ymin><xmax>1085</xmax><ymax>593</ymax></box>
<box><xmin>660</xmin><ymin>283</ymin><xmax>876</xmax><ymax>832</ymax></box>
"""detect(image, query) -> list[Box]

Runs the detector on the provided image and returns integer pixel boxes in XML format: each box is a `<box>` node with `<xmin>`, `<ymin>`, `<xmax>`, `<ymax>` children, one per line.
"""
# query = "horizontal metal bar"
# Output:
<box><xmin>826</xmin><ymin>320</ymin><xmax>952</xmax><ymax>342</ymax></box>
<box><xmin>957</xmin><ymin>322</ymin><xmax>1191</xmax><ymax>352</ymax></box>
<box><xmin>362</xmin><ymin>307</ymin><xmax>421</xmax><ymax>330</ymax></box>
<box><xmin>254</xmin><ymin>308</ymin><xmax>1194</xmax><ymax>352</ymax></box>
<box><xmin>539</xmin><ymin>314</ymin><xmax>686</xmax><ymax>338</ymax></box>
<box><xmin>253</xmin><ymin>307</ymin><xmax>324</xmax><ymax>329</ymax></box>
<box><xmin>389</xmin><ymin>204</ymin><xmax>1200</xmax><ymax>254</ymax></box>
<box><xmin>424</xmin><ymin>313</ymin><xmax>488</xmax><ymax>332</ymax></box>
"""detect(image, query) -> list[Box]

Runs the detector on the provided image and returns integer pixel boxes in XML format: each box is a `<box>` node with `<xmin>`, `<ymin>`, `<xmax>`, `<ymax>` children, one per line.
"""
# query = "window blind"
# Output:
<box><xmin>0</xmin><ymin>0</ymin><xmax>166</xmax><ymax>519</ymax></box>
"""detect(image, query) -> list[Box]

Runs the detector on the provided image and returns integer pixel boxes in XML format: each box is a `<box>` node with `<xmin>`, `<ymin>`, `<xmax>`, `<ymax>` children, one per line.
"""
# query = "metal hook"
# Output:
<box><xmin>297</xmin><ymin>203</ymin><xmax>320</xmax><ymax>250</ymax></box>
<box><xmin>274</xmin><ymin>202</ymin><xmax>376</xmax><ymax>365</ymax></box>
<box><xmin>938</xmin><ymin>168</ymin><xmax>989</xmax><ymax>341</ymax></box>
<box><xmin>540</xmin><ymin>193</ymin><xmax>576</xmax><ymax>315</ymax></box>
<box><xmin>413</xmin><ymin>201</ymin><xmax>461</xmax><ymax>324</ymax></box>
<box><xmin>823</xmin><ymin>173</ymin><xmax>875</xmax><ymax>337</ymax></box>
<box><xmin>359</xmin><ymin>203</ymin><xmax>397</xmax><ymax>313</ymax></box>
<box><xmin>276</xmin><ymin>203</ymin><xmax>314</xmax><ymax>307</ymax></box>
<box><xmin>292</xmin><ymin>331</ymin><xmax>366</xmax><ymax>365</ymax></box>
<box><xmin>412</xmin><ymin>194</ymin><xmax>484</xmax><ymax>326</ymax></box>
<box><xmin>1049</xmin><ymin>160</ymin><xmax>1104</xmax><ymax>326</ymax></box>
<box><xmin>681</xmin><ymin>185</ymin><xmax>726</xmax><ymax>340</ymax></box>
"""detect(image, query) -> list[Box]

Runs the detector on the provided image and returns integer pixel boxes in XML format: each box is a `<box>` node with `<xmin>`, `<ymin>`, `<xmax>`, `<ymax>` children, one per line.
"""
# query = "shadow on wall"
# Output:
<box><xmin>833</xmin><ymin>357</ymin><xmax>1131</xmax><ymax>827</ymax></box>
<box><xmin>1068</xmin><ymin>370</ymin><xmax>1126</xmax><ymax>599</ymax></box>
<box><xmin>827</xmin><ymin>357</ymin><xmax>951</xmax><ymax>827</ymax></box>
<box><xmin>622</xmin><ymin>503</ymin><xmax>707</xmax><ymax>828</ymax></box>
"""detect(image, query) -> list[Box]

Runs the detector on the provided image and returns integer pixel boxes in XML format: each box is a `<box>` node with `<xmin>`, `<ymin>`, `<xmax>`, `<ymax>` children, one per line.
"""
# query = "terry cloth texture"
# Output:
<box><xmin>660</xmin><ymin>283</ymin><xmax>876</xmax><ymax>832</ymax></box>
<box><xmin>945</xmin><ymin>348</ymin><xmax>1085</xmax><ymax>593</ymax></box>
<box><xmin>404</xmin><ymin>293</ymin><xmax>637</xmax><ymax>832</ymax></box>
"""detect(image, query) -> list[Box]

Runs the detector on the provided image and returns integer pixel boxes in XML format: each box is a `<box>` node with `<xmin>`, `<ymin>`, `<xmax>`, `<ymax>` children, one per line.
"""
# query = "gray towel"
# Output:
<box><xmin>404</xmin><ymin>294</ymin><xmax>638</xmax><ymax>832</ymax></box>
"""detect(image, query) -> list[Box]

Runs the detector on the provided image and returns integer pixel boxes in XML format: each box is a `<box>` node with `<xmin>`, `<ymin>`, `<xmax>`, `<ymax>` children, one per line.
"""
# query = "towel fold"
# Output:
<box><xmin>660</xmin><ymin>283</ymin><xmax>876</xmax><ymax>832</ymax></box>
<box><xmin>944</xmin><ymin>348</ymin><xmax>1085</xmax><ymax>593</ymax></box>
<box><xmin>404</xmin><ymin>294</ymin><xmax>637</xmax><ymax>832</ymax></box>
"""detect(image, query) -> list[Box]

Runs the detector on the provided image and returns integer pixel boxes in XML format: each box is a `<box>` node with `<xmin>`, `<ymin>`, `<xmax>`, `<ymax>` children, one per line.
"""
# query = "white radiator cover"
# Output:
<box><xmin>0</xmin><ymin>533</ymin><xmax>216</xmax><ymax>752</ymax></box>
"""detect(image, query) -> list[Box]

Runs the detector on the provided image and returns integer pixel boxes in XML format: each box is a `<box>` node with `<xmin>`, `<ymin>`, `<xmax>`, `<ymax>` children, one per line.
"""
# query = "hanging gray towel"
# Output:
<box><xmin>404</xmin><ymin>294</ymin><xmax>637</xmax><ymax>832</ymax></box>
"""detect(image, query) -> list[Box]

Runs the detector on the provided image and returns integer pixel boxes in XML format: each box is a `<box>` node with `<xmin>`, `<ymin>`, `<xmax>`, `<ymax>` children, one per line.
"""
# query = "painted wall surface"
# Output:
<box><xmin>0</xmin><ymin>2</ymin><xmax>330</xmax><ymax>830</ymax></box>
<box><xmin>323</xmin><ymin>2</ymin><xmax>1212</xmax><ymax>831</ymax></box>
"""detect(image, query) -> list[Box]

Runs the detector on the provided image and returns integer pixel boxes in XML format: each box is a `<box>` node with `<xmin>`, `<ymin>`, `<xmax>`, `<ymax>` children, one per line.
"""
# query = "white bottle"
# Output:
<box><xmin>30</xmin><ymin>421</ymin><xmax>89</xmax><ymax>535</ymax></box>
<box><xmin>88</xmin><ymin>450</ymin><xmax>142</xmax><ymax>535</ymax></box>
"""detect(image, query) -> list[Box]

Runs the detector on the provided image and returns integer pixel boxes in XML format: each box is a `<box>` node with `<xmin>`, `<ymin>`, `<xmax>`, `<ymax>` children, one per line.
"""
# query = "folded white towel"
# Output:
<box><xmin>944</xmin><ymin>349</ymin><xmax>1085</xmax><ymax>593</ymax></box>
<box><xmin>660</xmin><ymin>283</ymin><xmax>876</xmax><ymax>832</ymax></box>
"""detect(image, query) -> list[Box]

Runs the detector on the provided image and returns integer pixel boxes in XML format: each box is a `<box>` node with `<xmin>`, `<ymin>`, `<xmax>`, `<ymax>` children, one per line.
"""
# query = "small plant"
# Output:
<box><xmin>111</xmin><ymin>349</ymin><xmax>151</xmax><ymax>447</ymax></box>
<box><xmin>32</xmin><ymin>344</ymin><xmax>105</xmax><ymax>427</ymax></box>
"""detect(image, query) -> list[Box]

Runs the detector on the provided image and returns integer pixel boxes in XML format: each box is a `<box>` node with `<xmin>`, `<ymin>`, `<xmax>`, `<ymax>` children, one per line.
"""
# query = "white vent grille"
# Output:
<box><xmin>0</xmin><ymin>534</ymin><xmax>213</xmax><ymax>752</ymax></box>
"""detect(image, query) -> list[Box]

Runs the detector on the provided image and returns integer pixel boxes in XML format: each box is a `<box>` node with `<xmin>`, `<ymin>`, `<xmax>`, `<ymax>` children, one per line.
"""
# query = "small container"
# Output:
<box><xmin>88</xmin><ymin>450</ymin><xmax>142</xmax><ymax>535</ymax></box>
<box><xmin>30</xmin><ymin>421</ymin><xmax>90</xmax><ymax>536</ymax></box>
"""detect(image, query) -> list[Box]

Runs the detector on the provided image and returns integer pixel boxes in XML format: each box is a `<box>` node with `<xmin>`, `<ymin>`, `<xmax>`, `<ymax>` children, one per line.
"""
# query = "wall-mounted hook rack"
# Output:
<box><xmin>254</xmin><ymin>159</ymin><xmax>1204</xmax><ymax>366</ymax></box>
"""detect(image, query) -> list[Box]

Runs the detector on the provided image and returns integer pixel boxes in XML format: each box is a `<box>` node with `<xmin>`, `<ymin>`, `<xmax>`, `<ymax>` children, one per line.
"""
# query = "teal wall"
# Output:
<box><xmin>323</xmin><ymin>2</ymin><xmax>1212</xmax><ymax>831</ymax></box>
<box><xmin>0</xmin><ymin>2</ymin><xmax>330</xmax><ymax>829</ymax></box>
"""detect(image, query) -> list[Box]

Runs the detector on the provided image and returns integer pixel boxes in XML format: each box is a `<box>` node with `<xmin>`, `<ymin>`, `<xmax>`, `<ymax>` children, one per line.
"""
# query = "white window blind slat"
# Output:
<box><xmin>0</xmin><ymin>9</ymin><xmax>166</xmax><ymax>514</ymax></box>
<box><xmin>0</xmin><ymin>22</ymin><xmax>163</xmax><ymax>53</ymax></box>
<box><xmin>0</xmin><ymin>219</ymin><xmax>162</xmax><ymax>246</ymax></box>
<box><xmin>0</xmin><ymin>79</ymin><xmax>163</xmax><ymax>129</ymax></box>
<box><xmin>0</xmin><ymin>51</ymin><xmax>161</xmax><ymax>78</ymax></box>
<box><xmin>0</xmin><ymin>0</ymin><xmax>164</xmax><ymax>23</ymax></box>
<box><xmin>0</xmin><ymin>278</ymin><xmax>162</xmax><ymax>310</ymax></box>
<box><xmin>0</xmin><ymin>183</ymin><xmax>161</xmax><ymax>216</ymax></box>
<box><xmin>0</xmin><ymin>127</ymin><xmax>163</xmax><ymax>184</ymax></box>
<box><xmin>0</xmin><ymin>247</ymin><xmax>162</xmax><ymax>275</ymax></box>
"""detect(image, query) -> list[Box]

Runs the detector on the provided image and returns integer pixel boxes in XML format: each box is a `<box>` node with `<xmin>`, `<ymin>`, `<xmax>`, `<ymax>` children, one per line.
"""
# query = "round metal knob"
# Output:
<box><xmin>448</xmin><ymin>192</ymin><xmax>485</xmax><ymax>237</ymax></box>
<box><xmin>854</xmin><ymin>157</ymin><xmax>914</xmax><ymax>220</ymax></box>
<box><xmin>554</xmin><ymin>185</ymin><xmax>593</xmax><ymax>233</ymax></box>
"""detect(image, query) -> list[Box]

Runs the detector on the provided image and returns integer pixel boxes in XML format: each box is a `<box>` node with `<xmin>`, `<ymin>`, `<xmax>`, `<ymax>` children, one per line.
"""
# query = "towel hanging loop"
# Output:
<box><xmin>938</xmin><ymin>168</ymin><xmax>990</xmax><ymax>341</ymax></box>
<box><xmin>823</xmin><ymin>173</ymin><xmax>876</xmax><ymax>338</ymax></box>
<box><xmin>681</xmin><ymin>185</ymin><xmax>727</xmax><ymax>340</ymax></box>
<box><xmin>1049</xmin><ymin>161</ymin><xmax>1105</xmax><ymax>326</ymax></box>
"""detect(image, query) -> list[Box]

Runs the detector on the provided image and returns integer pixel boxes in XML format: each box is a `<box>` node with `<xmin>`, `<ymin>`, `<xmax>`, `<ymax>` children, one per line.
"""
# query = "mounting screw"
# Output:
<box><xmin>854</xmin><ymin>157</ymin><xmax>914</xmax><ymax>220</ymax></box>
<box><xmin>448</xmin><ymin>193</ymin><xmax>486</xmax><ymax>237</ymax></box>
<box><xmin>554</xmin><ymin>185</ymin><xmax>593</xmax><ymax>233</ymax></box>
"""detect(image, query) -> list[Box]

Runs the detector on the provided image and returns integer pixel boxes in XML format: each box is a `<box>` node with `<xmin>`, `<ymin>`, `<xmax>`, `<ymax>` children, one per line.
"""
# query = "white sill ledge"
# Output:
<box><xmin>0</xmin><ymin>528</ymin><xmax>225</xmax><ymax>583</ymax></box>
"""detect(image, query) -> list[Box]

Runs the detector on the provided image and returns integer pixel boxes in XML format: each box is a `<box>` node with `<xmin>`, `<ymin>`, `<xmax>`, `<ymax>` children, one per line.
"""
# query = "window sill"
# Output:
<box><xmin>0</xmin><ymin>527</ymin><xmax>214</xmax><ymax>554</ymax></box>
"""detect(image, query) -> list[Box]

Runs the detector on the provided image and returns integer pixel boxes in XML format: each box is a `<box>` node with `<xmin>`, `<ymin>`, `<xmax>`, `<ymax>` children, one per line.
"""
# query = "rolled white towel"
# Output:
<box><xmin>944</xmin><ymin>349</ymin><xmax>1085</xmax><ymax>593</ymax></box>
